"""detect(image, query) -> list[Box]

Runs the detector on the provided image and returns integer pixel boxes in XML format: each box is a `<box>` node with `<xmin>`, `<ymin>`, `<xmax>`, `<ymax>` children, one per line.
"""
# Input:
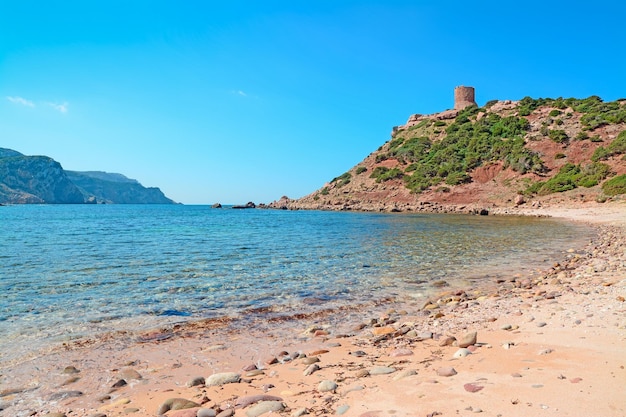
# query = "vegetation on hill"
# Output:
<box><xmin>296</xmin><ymin>94</ymin><xmax>626</xmax><ymax>210</ymax></box>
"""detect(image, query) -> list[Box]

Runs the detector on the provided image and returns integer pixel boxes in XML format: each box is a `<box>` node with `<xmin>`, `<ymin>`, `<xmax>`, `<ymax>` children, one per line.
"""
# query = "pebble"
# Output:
<box><xmin>112</xmin><ymin>379</ymin><xmax>127</xmax><ymax>388</ymax></box>
<box><xmin>205</xmin><ymin>372</ymin><xmax>241</xmax><ymax>386</ymax></box>
<box><xmin>436</xmin><ymin>367</ymin><xmax>457</xmax><ymax>377</ymax></box>
<box><xmin>318</xmin><ymin>380</ymin><xmax>338</xmax><ymax>392</ymax></box>
<box><xmin>336</xmin><ymin>405</ymin><xmax>350</xmax><ymax>415</ymax></box>
<box><xmin>292</xmin><ymin>408</ymin><xmax>309</xmax><ymax>417</ymax></box>
<box><xmin>355</xmin><ymin>369</ymin><xmax>370</xmax><ymax>378</ymax></box>
<box><xmin>463</xmin><ymin>383</ymin><xmax>484</xmax><ymax>393</ymax></box>
<box><xmin>246</xmin><ymin>370</ymin><xmax>265</xmax><ymax>377</ymax></box>
<box><xmin>197</xmin><ymin>409</ymin><xmax>217</xmax><ymax>417</ymax></box>
<box><xmin>538</xmin><ymin>349</ymin><xmax>554</xmax><ymax>355</ymax></box>
<box><xmin>303</xmin><ymin>363</ymin><xmax>320</xmax><ymax>376</ymax></box>
<box><xmin>245</xmin><ymin>401</ymin><xmax>285</xmax><ymax>417</ymax></box>
<box><xmin>301</xmin><ymin>356</ymin><xmax>320</xmax><ymax>365</ymax></box>
<box><xmin>369</xmin><ymin>366</ymin><xmax>396</xmax><ymax>375</ymax></box>
<box><xmin>157</xmin><ymin>398</ymin><xmax>201</xmax><ymax>415</ymax></box>
<box><xmin>187</xmin><ymin>376</ymin><xmax>205</xmax><ymax>387</ymax></box>
<box><xmin>536</xmin><ymin>322</ymin><xmax>547</xmax><ymax>328</ymax></box>
<box><xmin>457</xmin><ymin>331</ymin><xmax>477</xmax><ymax>348</ymax></box>
<box><xmin>350</xmin><ymin>351</ymin><xmax>367</xmax><ymax>357</ymax></box>
<box><xmin>236</xmin><ymin>395</ymin><xmax>283</xmax><ymax>408</ymax></box>
<box><xmin>439</xmin><ymin>336</ymin><xmax>456</xmax><ymax>346</ymax></box>
<box><xmin>62</xmin><ymin>366</ymin><xmax>80</xmax><ymax>374</ymax></box>
<box><xmin>120</xmin><ymin>368</ymin><xmax>142</xmax><ymax>380</ymax></box>
<box><xmin>453</xmin><ymin>348</ymin><xmax>472</xmax><ymax>358</ymax></box>
<box><xmin>48</xmin><ymin>390</ymin><xmax>83</xmax><ymax>401</ymax></box>
<box><xmin>390</xmin><ymin>348</ymin><xmax>413</xmax><ymax>357</ymax></box>
<box><xmin>393</xmin><ymin>369</ymin><xmax>417</xmax><ymax>381</ymax></box>
<box><xmin>371</xmin><ymin>326</ymin><xmax>395</xmax><ymax>336</ymax></box>
<box><xmin>216</xmin><ymin>410</ymin><xmax>234</xmax><ymax>417</ymax></box>
<box><xmin>501</xmin><ymin>324</ymin><xmax>512</xmax><ymax>330</ymax></box>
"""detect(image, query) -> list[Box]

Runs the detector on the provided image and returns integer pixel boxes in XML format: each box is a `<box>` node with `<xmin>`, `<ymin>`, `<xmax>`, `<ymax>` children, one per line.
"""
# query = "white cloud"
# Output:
<box><xmin>47</xmin><ymin>102</ymin><xmax>69</xmax><ymax>113</ymax></box>
<box><xmin>231</xmin><ymin>90</ymin><xmax>248</xmax><ymax>97</ymax></box>
<box><xmin>7</xmin><ymin>96</ymin><xmax>35</xmax><ymax>107</ymax></box>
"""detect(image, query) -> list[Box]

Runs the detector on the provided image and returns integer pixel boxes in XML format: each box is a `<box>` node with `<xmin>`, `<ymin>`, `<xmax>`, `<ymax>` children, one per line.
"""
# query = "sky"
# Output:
<box><xmin>1</xmin><ymin>1</ymin><xmax>625</xmax><ymax>204</ymax></box>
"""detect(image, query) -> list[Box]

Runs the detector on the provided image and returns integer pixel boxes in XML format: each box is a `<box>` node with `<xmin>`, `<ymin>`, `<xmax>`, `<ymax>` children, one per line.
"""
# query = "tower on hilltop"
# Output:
<box><xmin>454</xmin><ymin>86</ymin><xmax>477</xmax><ymax>110</ymax></box>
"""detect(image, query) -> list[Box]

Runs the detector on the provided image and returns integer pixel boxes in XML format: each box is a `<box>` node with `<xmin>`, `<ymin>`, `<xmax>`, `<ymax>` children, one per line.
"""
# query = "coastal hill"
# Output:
<box><xmin>0</xmin><ymin>148</ymin><xmax>174</xmax><ymax>204</ymax></box>
<box><xmin>269</xmin><ymin>88</ymin><xmax>626</xmax><ymax>213</ymax></box>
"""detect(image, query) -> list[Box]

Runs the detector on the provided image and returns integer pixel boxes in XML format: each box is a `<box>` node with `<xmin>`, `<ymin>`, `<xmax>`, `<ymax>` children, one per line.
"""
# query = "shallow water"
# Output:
<box><xmin>0</xmin><ymin>204</ymin><xmax>592</xmax><ymax>365</ymax></box>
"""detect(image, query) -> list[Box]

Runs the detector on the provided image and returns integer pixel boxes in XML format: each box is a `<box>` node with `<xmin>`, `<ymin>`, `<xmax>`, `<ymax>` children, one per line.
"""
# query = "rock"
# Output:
<box><xmin>211</xmin><ymin>203</ymin><xmax>222</xmax><ymax>208</ymax></box>
<box><xmin>439</xmin><ymin>336</ymin><xmax>456</xmax><ymax>346</ymax></box>
<box><xmin>187</xmin><ymin>376</ymin><xmax>205</xmax><ymax>387</ymax></box>
<box><xmin>111</xmin><ymin>379</ymin><xmax>127</xmax><ymax>388</ymax></box>
<box><xmin>216</xmin><ymin>410</ymin><xmax>235</xmax><ymax>417</ymax></box>
<box><xmin>536</xmin><ymin>322</ymin><xmax>547</xmax><ymax>328</ymax></box>
<box><xmin>355</xmin><ymin>369</ymin><xmax>370</xmax><ymax>378</ymax></box>
<box><xmin>292</xmin><ymin>407</ymin><xmax>309</xmax><ymax>417</ymax></box>
<box><xmin>303</xmin><ymin>364</ymin><xmax>320</xmax><ymax>376</ymax></box>
<box><xmin>45</xmin><ymin>414</ymin><xmax>66</xmax><ymax>417</ymax></box>
<box><xmin>62</xmin><ymin>366</ymin><xmax>80</xmax><ymax>374</ymax></box>
<box><xmin>157</xmin><ymin>398</ymin><xmax>201</xmax><ymax>415</ymax></box>
<box><xmin>371</xmin><ymin>326</ymin><xmax>395</xmax><ymax>336</ymax></box>
<box><xmin>514</xmin><ymin>194</ymin><xmax>526</xmax><ymax>206</ymax></box>
<box><xmin>205</xmin><ymin>372</ymin><xmax>240</xmax><ymax>386</ymax></box>
<box><xmin>457</xmin><ymin>331</ymin><xmax>477</xmax><ymax>348</ymax></box>
<box><xmin>245</xmin><ymin>401</ymin><xmax>284</xmax><ymax>417</ymax></box>
<box><xmin>170</xmin><ymin>409</ymin><xmax>200</xmax><ymax>417</ymax></box>
<box><xmin>369</xmin><ymin>366</ymin><xmax>396</xmax><ymax>375</ymax></box>
<box><xmin>300</xmin><ymin>356</ymin><xmax>320</xmax><ymax>365</ymax></box>
<box><xmin>349</xmin><ymin>351</ymin><xmax>366</xmax><ymax>357</ymax></box>
<box><xmin>436</xmin><ymin>367</ymin><xmax>457</xmax><ymax>377</ymax></box>
<box><xmin>463</xmin><ymin>383</ymin><xmax>484</xmax><ymax>393</ymax></box>
<box><xmin>48</xmin><ymin>390</ymin><xmax>83</xmax><ymax>401</ymax></box>
<box><xmin>538</xmin><ymin>348</ymin><xmax>554</xmax><ymax>355</ymax></box>
<box><xmin>197</xmin><ymin>409</ymin><xmax>217</xmax><ymax>417</ymax></box>
<box><xmin>390</xmin><ymin>348</ymin><xmax>413</xmax><ymax>357</ymax></box>
<box><xmin>336</xmin><ymin>405</ymin><xmax>350</xmax><ymax>415</ymax></box>
<box><xmin>119</xmin><ymin>368</ymin><xmax>142</xmax><ymax>380</ymax></box>
<box><xmin>318</xmin><ymin>380</ymin><xmax>338</xmax><ymax>392</ymax></box>
<box><xmin>453</xmin><ymin>348</ymin><xmax>472</xmax><ymax>358</ymax></box>
<box><xmin>236</xmin><ymin>395</ymin><xmax>283</xmax><ymax>409</ymax></box>
<box><xmin>242</xmin><ymin>363</ymin><xmax>258</xmax><ymax>372</ymax></box>
<box><xmin>393</xmin><ymin>369</ymin><xmax>417</xmax><ymax>381</ymax></box>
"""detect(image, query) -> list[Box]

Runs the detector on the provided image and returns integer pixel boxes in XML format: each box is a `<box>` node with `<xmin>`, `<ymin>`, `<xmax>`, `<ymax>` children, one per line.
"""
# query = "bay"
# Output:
<box><xmin>0</xmin><ymin>204</ymin><xmax>591</xmax><ymax>364</ymax></box>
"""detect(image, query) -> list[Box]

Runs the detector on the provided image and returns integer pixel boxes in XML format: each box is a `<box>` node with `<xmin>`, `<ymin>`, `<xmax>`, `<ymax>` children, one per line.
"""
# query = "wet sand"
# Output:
<box><xmin>2</xmin><ymin>202</ymin><xmax>625</xmax><ymax>417</ymax></box>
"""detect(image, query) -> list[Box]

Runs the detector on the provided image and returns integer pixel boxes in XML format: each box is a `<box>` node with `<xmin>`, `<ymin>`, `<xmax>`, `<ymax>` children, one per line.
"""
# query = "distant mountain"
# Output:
<box><xmin>66</xmin><ymin>171</ymin><xmax>174</xmax><ymax>204</ymax></box>
<box><xmin>0</xmin><ymin>148</ymin><xmax>175</xmax><ymax>204</ymax></box>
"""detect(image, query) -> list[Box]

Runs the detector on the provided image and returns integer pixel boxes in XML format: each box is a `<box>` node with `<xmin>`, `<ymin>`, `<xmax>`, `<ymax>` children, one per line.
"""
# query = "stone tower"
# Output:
<box><xmin>454</xmin><ymin>86</ymin><xmax>477</xmax><ymax>110</ymax></box>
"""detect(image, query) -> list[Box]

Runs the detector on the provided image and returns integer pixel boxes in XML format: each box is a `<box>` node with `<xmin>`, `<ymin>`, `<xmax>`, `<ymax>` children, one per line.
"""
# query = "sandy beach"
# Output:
<box><xmin>2</xmin><ymin>202</ymin><xmax>625</xmax><ymax>417</ymax></box>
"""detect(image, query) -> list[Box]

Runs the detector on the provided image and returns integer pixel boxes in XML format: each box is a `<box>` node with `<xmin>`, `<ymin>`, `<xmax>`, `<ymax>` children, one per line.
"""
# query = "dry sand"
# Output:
<box><xmin>2</xmin><ymin>202</ymin><xmax>625</xmax><ymax>417</ymax></box>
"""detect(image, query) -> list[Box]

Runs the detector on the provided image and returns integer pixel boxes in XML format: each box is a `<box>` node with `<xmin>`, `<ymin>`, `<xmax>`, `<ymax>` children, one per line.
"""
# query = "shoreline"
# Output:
<box><xmin>1</xmin><ymin>203</ymin><xmax>625</xmax><ymax>417</ymax></box>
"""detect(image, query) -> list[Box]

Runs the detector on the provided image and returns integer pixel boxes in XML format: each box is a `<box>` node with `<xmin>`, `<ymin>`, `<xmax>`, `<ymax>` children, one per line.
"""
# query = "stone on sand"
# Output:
<box><xmin>245</xmin><ymin>401</ymin><xmax>285</xmax><ymax>417</ymax></box>
<box><xmin>205</xmin><ymin>372</ymin><xmax>241</xmax><ymax>386</ymax></box>
<box><xmin>457</xmin><ymin>331</ymin><xmax>477</xmax><ymax>348</ymax></box>
<box><xmin>157</xmin><ymin>398</ymin><xmax>201</xmax><ymax>415</ymax></box>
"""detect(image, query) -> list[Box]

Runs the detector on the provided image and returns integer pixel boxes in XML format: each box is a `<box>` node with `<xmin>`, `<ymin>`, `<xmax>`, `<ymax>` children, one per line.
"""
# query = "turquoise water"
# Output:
<box><xmin>0</xmin><ymin>205</ymin><xmax>591</xmax><ymax>364</ymax></box>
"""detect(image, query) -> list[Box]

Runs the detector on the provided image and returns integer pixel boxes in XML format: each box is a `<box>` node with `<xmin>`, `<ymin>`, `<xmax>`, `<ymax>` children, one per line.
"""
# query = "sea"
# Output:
<box><xmin>0</xmin><ymin>204</ymin><xmax>593</xmax><ymax>366</ymax></box>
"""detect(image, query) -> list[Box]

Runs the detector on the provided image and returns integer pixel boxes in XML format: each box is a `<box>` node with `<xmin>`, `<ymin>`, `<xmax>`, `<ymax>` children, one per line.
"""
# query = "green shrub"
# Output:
<box><xmin>548</xmin><ymin>129</ymin><xmax>568</xmax><ymax>143</ymax></box>
<box><xmin>590</xmin><ymin>135</ymin><xmax>603</xmax><ymax>142</ymax></box>
<box><xmin>320</xmin><ymin>187</ymin><xmax>329</xmax><ymax>195</ymax></box>
<box><xmin>331</xmin><ymin>172</ymin><xmax>352</xmax><ymax>187</ymax></box>
<box><xmin>549</xmin><ymin>109</ymin><xmax>562</xmax><ymax>117</ymax></box>
<box><xmin>602</xmin><ymin>174</ymin><xmax>626</xmax><ymax>195</ymax></box>
<box><xmin>434</xmin><ymin>120</ymin><xmax>446</xmax><ymax>127</ymax></box>
<box><xmin>356</xmin><ymin>166</ymin><xmax>367</xmax><ymax>174</ymax></box>
<box><xmin>575</xmin><ymin>131</ymin><xmax>589</xmax><ymax>141</ymax></box>
<box><xmin>370</xmin><ymin>167</ymin><xmax>404</xmax><ymax>183</ymax></box>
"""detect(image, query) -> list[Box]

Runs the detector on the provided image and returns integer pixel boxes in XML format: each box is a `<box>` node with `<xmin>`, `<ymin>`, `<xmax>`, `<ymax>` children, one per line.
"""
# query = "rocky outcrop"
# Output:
<box><xmin>0</xmin><ymin>152</ymin><xmax>85</xmax><ymax>203</ymax></box>
<box><xmin>0</xmin><ymin>148</ymin><xmax>175</xmax><ymax>204</ymax></box>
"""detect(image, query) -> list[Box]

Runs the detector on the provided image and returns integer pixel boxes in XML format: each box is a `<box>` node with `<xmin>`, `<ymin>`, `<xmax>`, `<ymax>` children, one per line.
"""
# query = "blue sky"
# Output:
<box><xmin>2</xmin><ymin>1</ymin><xmax>625</xmax><ymax>204</ymax></box>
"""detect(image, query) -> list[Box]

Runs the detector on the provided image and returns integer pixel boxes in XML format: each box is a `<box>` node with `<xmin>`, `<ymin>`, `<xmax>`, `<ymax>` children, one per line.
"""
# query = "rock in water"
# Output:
<box><xmin>457</xmin><ymin>331</ymin><xmax>477</xmax><ymax>348</ymax></box>
<box><xmin>205</xmin><ymin>372</ymin><xmax>241</xmax><ymax>386</ymax></box>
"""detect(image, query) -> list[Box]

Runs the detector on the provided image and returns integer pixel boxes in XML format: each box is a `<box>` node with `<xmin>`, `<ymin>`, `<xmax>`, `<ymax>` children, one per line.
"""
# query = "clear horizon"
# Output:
<box><xmin>2</xmin><ymin>1</ymin><xmax>625</xmax><ymax>204</ymax></box>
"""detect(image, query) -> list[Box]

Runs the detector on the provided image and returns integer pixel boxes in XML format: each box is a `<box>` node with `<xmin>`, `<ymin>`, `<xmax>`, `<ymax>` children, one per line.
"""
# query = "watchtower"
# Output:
<box><xmin>454</xmin><ymin>86</ymin><xmax>477</xmax><ymax>110</ymax></box>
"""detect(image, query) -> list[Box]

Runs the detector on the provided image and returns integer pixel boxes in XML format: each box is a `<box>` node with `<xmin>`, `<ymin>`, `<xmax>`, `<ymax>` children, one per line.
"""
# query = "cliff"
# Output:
<box><xmin>268</xmin><ymin>94</ymin><xmax>626</xmax><ymax>213</ymax></box>
<box><xmin>0</xmin><ymin>148</ymin><xmax>175</xmax><ymax>204</ymax></box>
